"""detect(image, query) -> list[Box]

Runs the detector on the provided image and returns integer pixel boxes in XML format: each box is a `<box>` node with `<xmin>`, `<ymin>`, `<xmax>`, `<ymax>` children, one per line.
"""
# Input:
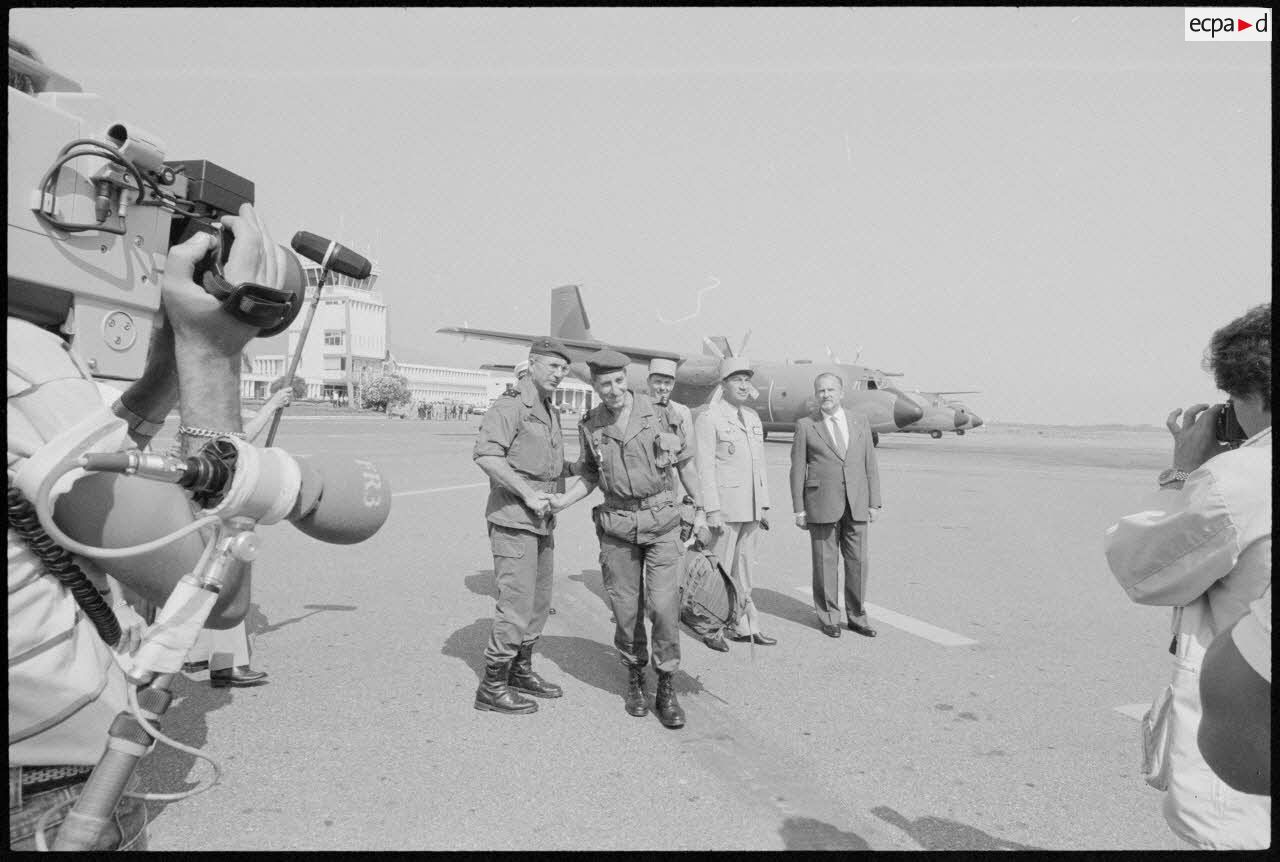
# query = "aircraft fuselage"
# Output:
<box><xmin>565</xmin><ymin>358</ymin><xmax>922</xmax><ymax>435</ymax></box>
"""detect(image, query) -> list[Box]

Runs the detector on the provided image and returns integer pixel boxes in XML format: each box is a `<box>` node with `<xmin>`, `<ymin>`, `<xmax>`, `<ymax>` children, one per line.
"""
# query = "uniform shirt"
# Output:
<box><xmin>473</xmin><ymin>376</ymin><xmax>564</xmax><ymax>536</ymax></box>
<box><xmin>1104</xmin><ymin>427</ymin><xmax>1271</xmax><ymax>636</ymax></box>
<box><xmin>664</xmin><ymin>399</ymin><xmax>693</xmax><ymax>499</ymax></box>
<box><xmin>693</xmin><ymin>398</ymin><xmax>769</xmax><ymax>521</ymax></box>
<box><xmin>578</xmin><ymin>392</ymin><xmax>690</xmax><ymax>502</ymax></box>
<box><xmin>8</xmin><ymin>317</ymin><xmax>129</xmax><ymax>766</ymax></box>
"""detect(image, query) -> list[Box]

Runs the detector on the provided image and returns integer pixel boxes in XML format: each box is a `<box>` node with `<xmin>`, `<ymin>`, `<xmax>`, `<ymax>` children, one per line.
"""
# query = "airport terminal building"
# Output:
<box><xmin>241</xmin><ymin>254</ymin><xmax>490</xmax><ymax>408</ymax></box>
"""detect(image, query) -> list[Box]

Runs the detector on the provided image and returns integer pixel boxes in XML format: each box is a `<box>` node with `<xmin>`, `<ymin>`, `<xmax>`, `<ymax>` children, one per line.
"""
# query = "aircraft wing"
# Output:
<box><xmin>924</xmin><ymin>390</ymin><xmax>981</xmax><ymax>397</ymax></box>
<box><xmin>479</xmin><ymin>363</ymin><xmax>517</xmax><ymax>373</ymax></box>
<box><xmin>436</xmin><ymin>326</ymin><xmax>683</xmax><ymax>363</ymax></box>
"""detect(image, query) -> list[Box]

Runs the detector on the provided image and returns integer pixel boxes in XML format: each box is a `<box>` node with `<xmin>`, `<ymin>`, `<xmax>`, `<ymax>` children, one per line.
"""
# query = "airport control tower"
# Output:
<box><xmin>243</xmin><ymin>251</ymin><xmax>387</xmax><ymax>404</ymax></box>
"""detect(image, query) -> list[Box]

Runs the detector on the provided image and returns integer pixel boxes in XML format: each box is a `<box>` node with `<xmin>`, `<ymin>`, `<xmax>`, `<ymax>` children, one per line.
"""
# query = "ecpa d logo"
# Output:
<box><xmin>1185</xmin><ymin>8</ymin><xmax>1271</xmax><ymax>41</ymax></box>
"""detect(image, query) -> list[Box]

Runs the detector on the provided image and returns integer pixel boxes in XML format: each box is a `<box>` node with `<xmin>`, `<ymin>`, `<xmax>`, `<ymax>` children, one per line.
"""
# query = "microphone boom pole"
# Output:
<box><xmin>264</xmin><ymin>269</ymin><xmax>326</xmax><ymax>448</ymax></box>
<box><xmin>265</xmin><ymin>233</ymin><xmax>375</xmax><ymax>447</ymax></box>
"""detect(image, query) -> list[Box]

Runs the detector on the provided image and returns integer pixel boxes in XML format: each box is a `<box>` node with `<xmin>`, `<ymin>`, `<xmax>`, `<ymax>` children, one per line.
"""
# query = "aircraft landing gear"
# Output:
<box><xmin>956</xmin><ymin>429</ymin><xmax>965</xmax><ymax>436</ymax></box>
<box><xmin>871</xmin><ymin>431</ymin><xmax>880</xmax><ymax>447</ymax></box>
<box><xmin>930</xmin><ymin>430</ymin><xmax>942</xmax><ymax>439</ymax></box>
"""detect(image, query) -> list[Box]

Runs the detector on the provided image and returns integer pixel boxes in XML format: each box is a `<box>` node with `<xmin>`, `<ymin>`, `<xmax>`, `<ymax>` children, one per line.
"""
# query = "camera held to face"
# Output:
<box><xmin>1215</xmin><ymin>401</ymin><xmax>1247</xmax><ymax>447</ymax></box>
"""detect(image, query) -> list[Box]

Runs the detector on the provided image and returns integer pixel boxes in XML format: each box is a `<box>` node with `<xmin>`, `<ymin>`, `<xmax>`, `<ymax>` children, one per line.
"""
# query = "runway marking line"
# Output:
<box><xmin>1113</xmin><ymin>703</ymin><xmax>1150</xmax><ymax>721</ymax></box>
<box><xmin>392</xmin><ymin>482</ymin><xmax>489</xmax><ymax>498</ymax></box>
<box><xmin>792</xmin><ymin>586</ymin><xmax>978</xmax><ymax>646</ymax></box>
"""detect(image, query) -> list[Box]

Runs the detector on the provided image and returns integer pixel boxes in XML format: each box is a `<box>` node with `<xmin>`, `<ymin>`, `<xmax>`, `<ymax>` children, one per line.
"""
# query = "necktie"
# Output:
<box><xmin>830</xmin><ymin>414</ymin><xmax>846</xmax><ymax>454</ymax></box>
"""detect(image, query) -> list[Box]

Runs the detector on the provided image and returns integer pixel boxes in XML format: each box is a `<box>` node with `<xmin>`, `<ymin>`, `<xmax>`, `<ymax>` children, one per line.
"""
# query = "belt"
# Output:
<box><xmin>603</xmin><ymin>490</ymin><xmax>674</xmax><ymax>511</ymax></box>
<box><xmin>12</xmin><ymin>765</ymin><xmax>94</xmax><ymax>796</ymax></box>
<box><xmin>524</xmin><ymin>478</ymin><xmax>559</xmax><ymax>492</ymax></box>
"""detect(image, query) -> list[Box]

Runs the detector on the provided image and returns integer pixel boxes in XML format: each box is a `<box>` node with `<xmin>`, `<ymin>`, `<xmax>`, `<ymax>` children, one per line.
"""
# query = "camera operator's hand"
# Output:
<box><xmin>164</xmin><ymin>203</ymin><xmax>284</xmax><ymax>358</ymax></box>
<box><xmin>1167</xmin><ymin>403</ymin><xmax>1231</xmax><ymax>473</ymax></box>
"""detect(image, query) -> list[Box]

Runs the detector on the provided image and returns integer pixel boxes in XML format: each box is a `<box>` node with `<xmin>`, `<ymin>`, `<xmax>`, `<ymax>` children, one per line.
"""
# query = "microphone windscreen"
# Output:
<box><xmin>290</xmin><ymin>231</ymin><xmax>373</xmax><ymax>280</ymax></box>
<box><xmin>289</xmin><ymin>454</ymin><xmax>390</xmax><ymax>544</ymax></box>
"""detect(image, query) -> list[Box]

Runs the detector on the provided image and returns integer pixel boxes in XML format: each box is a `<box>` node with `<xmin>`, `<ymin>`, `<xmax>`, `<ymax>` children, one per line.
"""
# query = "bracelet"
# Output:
<box><xmin>112</xmin><ymin>399</ymin><xmax>165</xmax><ymax>438</ymax></box>
<box><xmin>178</xmin><ymin>424</ymin><xmax>247</xmax><ymax>441</ymax></box>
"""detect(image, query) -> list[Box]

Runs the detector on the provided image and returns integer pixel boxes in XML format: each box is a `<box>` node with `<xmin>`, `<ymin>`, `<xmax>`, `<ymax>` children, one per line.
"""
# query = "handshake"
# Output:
<box><xmin>523</xmin><ymin>491</ymin><xmax>572</xmax><ymax>518</ymax></box>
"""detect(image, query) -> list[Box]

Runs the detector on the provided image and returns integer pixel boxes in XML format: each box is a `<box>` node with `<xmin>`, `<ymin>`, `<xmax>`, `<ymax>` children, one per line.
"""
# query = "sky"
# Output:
<box><xmin>10</xmin><ymin>7</ymin><xmax>1271</xmax><ymax>425</ymax></box>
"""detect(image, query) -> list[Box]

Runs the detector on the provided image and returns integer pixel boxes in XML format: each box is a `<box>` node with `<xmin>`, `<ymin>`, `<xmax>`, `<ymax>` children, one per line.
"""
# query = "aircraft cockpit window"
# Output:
<box><xmin>867</xmin><ymin>380</ymin><xmax>877</xmax><ymax>390</ymax></box>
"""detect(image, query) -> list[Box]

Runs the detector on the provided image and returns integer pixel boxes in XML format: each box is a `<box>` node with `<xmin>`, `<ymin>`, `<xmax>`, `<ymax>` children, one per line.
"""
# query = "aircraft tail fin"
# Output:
<box><xmin>550</xmin><ymin>285</ymin><xmax>593</xmax><ymax>340</ymax></box>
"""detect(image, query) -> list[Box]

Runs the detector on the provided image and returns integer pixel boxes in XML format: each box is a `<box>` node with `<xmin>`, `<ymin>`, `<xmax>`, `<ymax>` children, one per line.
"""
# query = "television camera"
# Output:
<box><xmin>7</xmin><ymin>45</ymin><xmax>305</xmax><ymax>380</ymax></box>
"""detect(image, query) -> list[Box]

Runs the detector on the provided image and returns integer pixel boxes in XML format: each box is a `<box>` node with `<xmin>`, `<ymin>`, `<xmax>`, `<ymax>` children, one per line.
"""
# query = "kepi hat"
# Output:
<box><xmin>648</xmin><ymin>357</ymin><xmax>679</xmax><ymax>379</ymax></box>
<box><xmin>718</xmin><ymin>356</ymin><xmax>753</xmax><ymax>381</ymax></box>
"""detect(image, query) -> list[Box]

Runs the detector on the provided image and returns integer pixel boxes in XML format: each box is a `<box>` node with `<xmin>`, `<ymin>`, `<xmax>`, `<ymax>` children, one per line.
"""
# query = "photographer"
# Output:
<box><xmin>8</xmin><ymin>191</ymin><xmax>285</xmax><ymax>850</ymax></box>
<box><xmin>1104</xmin><ymin>303</ymin><xmax>1270</xmax><ymax>849</ymax></box>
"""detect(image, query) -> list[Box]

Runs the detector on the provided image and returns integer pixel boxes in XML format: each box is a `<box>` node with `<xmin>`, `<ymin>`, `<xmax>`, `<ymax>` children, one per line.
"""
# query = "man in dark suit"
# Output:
<box><xmin>789</xmin><ymin>373</ymin><xmax>882</xmax><ymax>639</ymax></box>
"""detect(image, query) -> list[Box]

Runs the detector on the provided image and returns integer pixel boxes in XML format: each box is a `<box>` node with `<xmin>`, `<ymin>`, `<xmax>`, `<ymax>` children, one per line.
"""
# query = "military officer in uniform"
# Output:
<box><xmin>647</xmin><ymin>357</ymin><xmax>691</xmax><ymax>499</ymax></box>
<box><xmin>472</xmin><ymin>336</ymin><xmax>574</xmax><ymax>714</ymax></box>
<box><xmin>693</xmin><ymin>356</ymin><xmax>776</xmax><ymax>647</ymax></box>
<box><xmin>551</xmin><ymin>349</ymin><xmax>707</xmax><ymax>729</ymax></box>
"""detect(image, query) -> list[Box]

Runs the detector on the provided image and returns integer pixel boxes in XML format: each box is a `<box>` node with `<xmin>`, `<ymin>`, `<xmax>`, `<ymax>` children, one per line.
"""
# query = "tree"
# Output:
<box><xmin>270</xmin><ymin>375</ymin><xmax>307</xmax><ymax>400</ymax></box>
<box><xmin>360</xmin><ymin>374</ymin><xmax>411</xmax><ymax>412</ymax></box>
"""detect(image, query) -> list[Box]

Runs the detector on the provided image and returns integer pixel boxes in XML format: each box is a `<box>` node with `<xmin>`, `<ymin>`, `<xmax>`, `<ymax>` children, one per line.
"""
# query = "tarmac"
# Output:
<box><xmin>137</xmin><ymin>413</ymin><xmax>1188</xmax><ymax>850</ymax></box>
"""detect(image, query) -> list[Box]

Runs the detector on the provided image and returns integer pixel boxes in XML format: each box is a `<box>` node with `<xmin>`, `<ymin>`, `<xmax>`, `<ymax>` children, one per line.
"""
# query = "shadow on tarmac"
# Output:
<box><xmin>246</xmin><ymin>603</ymin><xmax>358</xmax><ymax>637</ymax></box>
<box><xmin>135</xmin><ymin>660</ymin><xmax>234</xmax><ymax>824</ymax></box>
<box><xmin>870</xmin><ymin>805</ymin><xmax>1040</xmax><ymax>851</ymax></box>
<box><xmin>753</xmin><ymin>587</ymin><xmax>822</xmax><ymax>630</ymax></box>
<box><xmin>136</xmin><ymin>603</ymin><xmax>356</xmax><ymax>823</ymax></box>
<box><xmin>440</xmin><ymin>617</ymin><xmax>714</xmax><ymax>699</ymax></box>
<box><xmin>464</xmin><ymin>569</ymin><xmax>498</xmax><ymax>599</ymax></box>
<box><xmin>567</xmin><ymin>568</ymin><xmax>610</xmax><ymax>611</ymax></box>
<box><xmin>778</xmin><ymin>816</ymin><xmax>870</xmax><ymax>850</ymax></box>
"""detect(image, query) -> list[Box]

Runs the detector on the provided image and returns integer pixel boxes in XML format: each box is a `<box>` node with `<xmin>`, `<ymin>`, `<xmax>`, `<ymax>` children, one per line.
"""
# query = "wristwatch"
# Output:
<box><xmin>1157</xmin><ymin>468</ymin><xmax>1191</xmax><ymax>487</ymax></box>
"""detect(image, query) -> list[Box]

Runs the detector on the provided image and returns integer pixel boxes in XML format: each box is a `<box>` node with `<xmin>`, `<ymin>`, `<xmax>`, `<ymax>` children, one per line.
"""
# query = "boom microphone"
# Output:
<box><xmin>83</xmin><ymin>446</ymin><xmax>390</xmax><ymax>544</ymax></box>
<box><xmin>290</xmin><ymin>231</ymin><xmax>373</xmax><ymax>280</ymax></box>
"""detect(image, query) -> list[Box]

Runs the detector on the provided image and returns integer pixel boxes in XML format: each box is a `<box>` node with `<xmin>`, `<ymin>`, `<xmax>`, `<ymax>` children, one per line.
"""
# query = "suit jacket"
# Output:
<box><xmin>789</xmin><ymin>408</ymin><xmax>881</xmax><ymax>523</ymax></box>
<box><xmin>693</xmin><ymin>399</ymin><xmax>770</xmax><ymax>522</ymax></box>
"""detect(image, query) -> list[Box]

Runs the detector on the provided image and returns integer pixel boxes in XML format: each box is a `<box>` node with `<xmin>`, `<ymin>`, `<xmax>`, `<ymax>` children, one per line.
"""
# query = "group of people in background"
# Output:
<box><xmin>417</xmin><ymin>401</ymin><xmax>470</xmax><ymax>421</ymax></box>
<box><xmin>469</xmin><ymin>338</ymin><xmax>884</xmax><ymax>729</ymax></box>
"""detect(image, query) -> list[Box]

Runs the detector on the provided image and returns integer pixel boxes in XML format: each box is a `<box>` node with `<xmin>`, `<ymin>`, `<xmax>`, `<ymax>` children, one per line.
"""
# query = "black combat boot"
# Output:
<box><xmin>474</xmin><ymin>661</ymin><xmax>537</xmax><ymax>714</ymax></box>
<box><xmin>655</xmin><ymin>671</ymin><xmax>685</xmax><ymax>729</ymax></box>
<box><xmin>509</xmin><ymin>642</ymin><xmax>563</xmax><ymax>698</ymax></box>
<box><xmin>624</xmin><ymin>664</ymin><xmax>649</xmax><ymax>717</ymax></box>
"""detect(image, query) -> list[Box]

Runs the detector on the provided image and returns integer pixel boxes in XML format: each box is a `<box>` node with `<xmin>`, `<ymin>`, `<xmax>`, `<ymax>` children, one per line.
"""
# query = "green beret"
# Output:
<box><xmin>529</xmin><ymin>336</ymin><xmax>571</xmax><ymax>363</ymax></box>
<box><xmin>585</xmin><ymin>349</ymin><xmax>631</xmax><ymax>375</ymax></box>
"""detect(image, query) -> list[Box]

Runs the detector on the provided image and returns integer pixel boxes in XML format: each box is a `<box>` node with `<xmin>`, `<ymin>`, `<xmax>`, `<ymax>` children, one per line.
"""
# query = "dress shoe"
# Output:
<box><xmin>847</xmin><ymin>622</ymin><xmax>878</xmax><ymax>638</ymax></box>
<box><xmin>209</xmin><ymin>666</ymin><xmax>269</xmax><ymax>688</ymax></box>
<box><xmin>701</xmin><ymin>632</ymin><xmax>730</xmax><ymax>653</ymax></box>
<box><xmin>821</xmin><ymin>624</ymin><xmax>842</xmax><ymax>639</ymax></box>
<box><xmin>182</xmin><ymin>660</ymin><xmax>209</xmax><ymax>673</ymax></box>
<box><xmin>729</xmin><ymin>632</ymin><xmax>778</xmax><ymax>646</ymax></box>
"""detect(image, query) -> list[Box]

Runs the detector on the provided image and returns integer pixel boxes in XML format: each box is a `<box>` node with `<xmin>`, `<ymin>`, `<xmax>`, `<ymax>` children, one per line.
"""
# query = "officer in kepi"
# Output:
<box><xmin>471</xmin><ymin>336</ymin><xmax>575</xmax><ymax>715</ymax></box>
<box><xmin>550</xmin><ymin>349</ymin><xmax>708</xmax><ymax>729</ymax></box>
<box><xmin>646</xmin><ymin>357</ymin><xmax>692</xmax><ymax>501</ymax></box>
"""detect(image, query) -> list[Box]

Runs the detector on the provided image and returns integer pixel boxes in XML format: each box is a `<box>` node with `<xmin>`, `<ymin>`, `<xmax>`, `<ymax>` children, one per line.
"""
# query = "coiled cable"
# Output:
<box><xmin>7</xmin><ymin>477</ymin><xmax>120</xmax><ymax>647</ymax></box>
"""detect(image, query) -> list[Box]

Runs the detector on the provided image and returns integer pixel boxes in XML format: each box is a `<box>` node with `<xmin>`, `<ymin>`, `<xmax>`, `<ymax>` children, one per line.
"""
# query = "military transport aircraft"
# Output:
<box><xmin>437</xmin><ymin>285</ymin><xmax>923</xmax><ymax>444</ymax></box>
<box><xmin>896</xmin><ymin>390</ymin><xmax>985</xmax><ymax>438</ymax></box>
